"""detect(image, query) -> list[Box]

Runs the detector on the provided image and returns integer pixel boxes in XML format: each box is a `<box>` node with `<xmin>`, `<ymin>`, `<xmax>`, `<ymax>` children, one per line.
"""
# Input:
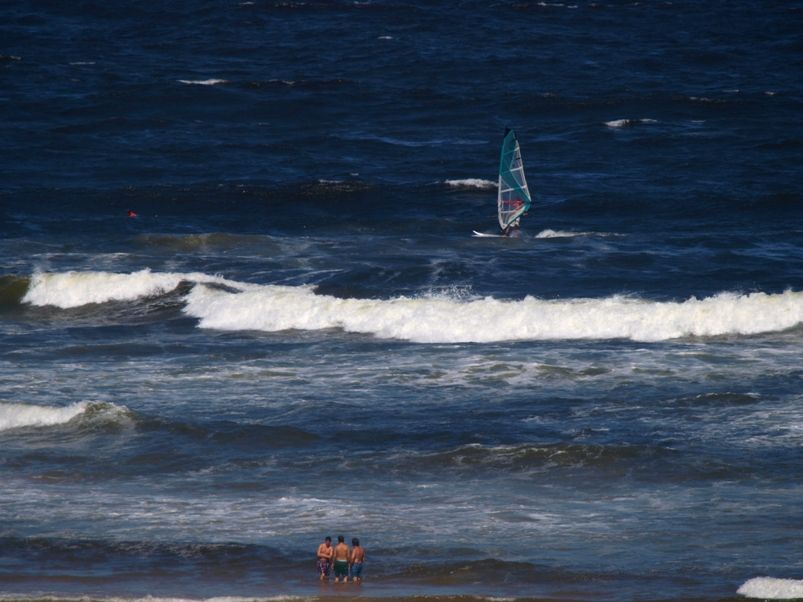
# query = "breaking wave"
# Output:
<box><xmin>535</xmin><ymin>229</ymin><xmax>618</xmax><ymax>238</ymax></box>
<box><xmin>605</xmin><ymin>118</ymin><xmax>658</xmax><ymax>128</ymax></box>
<box><xmin>22</xmin><ymin>269</ymin><xmax>247</xmax><ymax>309</ymax></box>
<box><xmin>185</xmin><ymin>282</ymin><xmax>803</xmax><ymax>343</ymax></box>
<box><xmin>738</xmin><ymin>577</ymin><xmax>803</xmax><ymax>599</ymax></box>
<box><xmin>177</xmin><ymin>78</ymin><xmax>228</xmax><ymax>86</ymax></box>
<box><xmin>20</xmin><ymin>270</ymin><xmax>803</xmax><ymax>343</ymax></box>
<box><xmin>0</xmin><ymin>401</ymin><xmax>128</xmax><ymax>432</ymax></box>
<box><xmin>443</xmin><ymin>178</ymin><xmax>496</xmax><ymax>190</ymax></box>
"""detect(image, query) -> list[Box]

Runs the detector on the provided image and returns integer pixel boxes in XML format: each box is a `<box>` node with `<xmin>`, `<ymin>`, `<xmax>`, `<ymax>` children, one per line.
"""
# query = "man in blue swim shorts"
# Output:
<box><xmin>350</xmin><ymin>537</ymin><xmax>365</xmax><ymax>583</ymax></box>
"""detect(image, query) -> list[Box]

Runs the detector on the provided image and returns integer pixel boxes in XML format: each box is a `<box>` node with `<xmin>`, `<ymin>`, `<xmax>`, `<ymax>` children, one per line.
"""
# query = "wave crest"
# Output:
<box><xmin>444</xmin><ymin>178</ymin><xmax>496</xmax><ymax>190</ymax></box>
<box><xmin>21</xmin><ymin>271</ymin><xmax>803</xmax><ymax>343</ymax></box>
<box><xmin>0</xmin><ymin>275</ymin><xmax>29</xmax><ymax>308</ymax></box>
<box><xmin>605</xmin><ymin>118</ymin><xmax>658</xmax><ymax>128</ymax></box>
<box><xmin>0</xmin><ymin>401</ymin><xmax>129</xmax><ymax>432</ymax></box>
<box><xmin>22</xmin><ymin>269</ymin><xmax>246</xmax><ymax>309</ymax></box>
<box><xmin>738</xmin><ymin>577</ymin><xmax>803</xmax><ymax>599</ymax></box>
<box><xmin>185</xmin><ymin>283</ymin><xmax>803</xmax><ymax>343</ymax></box>
<box><xmin>535</xmin><ymin>229</ymin><xmax>619</xmax><ymax>238</ymax></box>
<box><xmin>178</xmin><ymin>78</ymin><xmax>228</xmax><ymax>86</ymax></box>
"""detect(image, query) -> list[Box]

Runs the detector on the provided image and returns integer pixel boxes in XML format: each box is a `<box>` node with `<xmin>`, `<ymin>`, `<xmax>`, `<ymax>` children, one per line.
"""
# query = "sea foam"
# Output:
<box><xmin>178</xmin><ymin>78</ymin><xmax>228</xmax><ymax>86</ymax></box>
<box><xmin>22</xmin><ymin>269</ymin><xmax>245</xmax><ymax>309</ymax></box>
<box><xmin>605</xmin><ymin>118</ymin><xmax>658</xmax><ymax>128</ymax></box>
<box><xmin>738</xmin><ymin>577</ymin><xmax>803</xmax><ymax>599</ymax></box>
<box><xmin>444</xmin><ymin>178</ymin><xmax>496</xmax><ymax>189</ymax></box>
<box><xmin>184</xmin><ymin>281</ymin><xmax>803</xmax><ymax>343</ymax></box>
<box><xmin>23</xmin><ymin>271</ymin><xmax>803</xmax><ymax>343</ymax></box>
<box><xmin>0</xmin><ymin>401</ymin><xmax>89</xmax><ymax>431</ymax></box>
<box><xmin>535</xmin><ymin>229</ymin><xmax>618</xmax><ymax>238</ymax></box>
<box><xmin>0</xmin><ymin>401</ymin><xmax>131</xmax><ymax>432</ymax></box>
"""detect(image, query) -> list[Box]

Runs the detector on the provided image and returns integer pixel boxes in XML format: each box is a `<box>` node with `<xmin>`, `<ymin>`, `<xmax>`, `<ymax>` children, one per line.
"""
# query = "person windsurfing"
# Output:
<box><xmin>472</xmin><ymin>128</ymin><xmax>533</xmax><ymax>238</ymax></box>
<box><xmin>496</xmin><ymin>129</ymin><xmax>531</xmax><ymax>236</ymax></box>
<box><xmin>502</xmin><ymin>219</ymin><xmax>522</xmax><ymax>237</ymax></box>
<box><xmin>501</xmin><ymin>198</ymin><xmax>525</xmax><ymax>237</ymax></box>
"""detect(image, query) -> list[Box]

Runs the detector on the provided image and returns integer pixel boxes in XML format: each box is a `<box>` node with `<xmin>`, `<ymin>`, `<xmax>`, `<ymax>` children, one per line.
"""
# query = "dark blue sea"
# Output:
<box><xmin>1</xmin><ymin>2</ymin><xmax>802</xmax><ymax>601</ymax></box>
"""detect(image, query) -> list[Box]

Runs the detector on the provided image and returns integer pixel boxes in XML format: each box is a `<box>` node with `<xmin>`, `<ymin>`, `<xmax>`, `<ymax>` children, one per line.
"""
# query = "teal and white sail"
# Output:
<box><xmin>498</xmin><ymin>128</ymin><xmax>532</xmax><ymax>230</ymax></box>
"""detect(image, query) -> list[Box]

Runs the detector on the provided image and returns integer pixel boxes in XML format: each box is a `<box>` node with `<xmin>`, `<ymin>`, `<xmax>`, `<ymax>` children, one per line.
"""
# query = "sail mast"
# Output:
<box><xmin>497</xmin><ymin>129</ymin><xmax>532</xmax><ymax>230</ymax></box>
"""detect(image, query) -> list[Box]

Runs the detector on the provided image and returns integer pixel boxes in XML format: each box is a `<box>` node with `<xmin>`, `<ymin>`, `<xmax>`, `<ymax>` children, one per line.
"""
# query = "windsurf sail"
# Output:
<box><xmin>497</xmin><ymin>128</ymin><xmax>532</xmax><ymax>230</ymax></box>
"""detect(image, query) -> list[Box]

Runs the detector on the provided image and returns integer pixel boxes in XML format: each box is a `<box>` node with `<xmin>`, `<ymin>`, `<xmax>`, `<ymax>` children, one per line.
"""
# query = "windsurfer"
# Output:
<box><xmin>502</xmin><ymin>219</ymin><xmax>522</xmax><ymax>237</ymax></box>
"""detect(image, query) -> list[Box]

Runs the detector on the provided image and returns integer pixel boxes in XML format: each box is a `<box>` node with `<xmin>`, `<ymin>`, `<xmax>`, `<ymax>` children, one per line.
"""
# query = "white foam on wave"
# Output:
<box><xmin>0</xmin><ymin>401</ymin><xmax>89</xmax><ymax>431</ymax></box>
<box><xmin>738</xmin><ymin>577</ymin><xmax>803</xmax><ymax>599</ymax></box>
<box><xmin>444</xmin><ymin>178</ymin><xmax>496</xmax><ymax>190</ymax></box>
<box><xmin>184</xmin><ymin>281</ymin><xmax>803</xmax><ymax>343</ymax></box>
<box><xmin>23</xmin><ymin>270</ymin><xmax>803</xmax><ymax>343</ymax></box>
<box><xmin>22</xmin><ymin>269</ymin><xmax>245</xmax><ymax>309</ymax></box>
<box><xmin>178</xmin><ymin>78</ymin><xmax>228</xmax><ymax>86</ymax></box>
<box><xmin>535</xmin><ymin>229</ymin><xmax>619</xmax><ymax>238</ymax></box>
<box><xmin>605</xmin><ymin>118</ymin><xmax>658</xmax><ymax>128</ymax></box>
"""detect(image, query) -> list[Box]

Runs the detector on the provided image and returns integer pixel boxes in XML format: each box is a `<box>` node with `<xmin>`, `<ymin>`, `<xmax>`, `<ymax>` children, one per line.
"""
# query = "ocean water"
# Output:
<box><xmin>1</xmin><ymin>1</ymin><xmax>802</xmax><ymax>601</ymax></box>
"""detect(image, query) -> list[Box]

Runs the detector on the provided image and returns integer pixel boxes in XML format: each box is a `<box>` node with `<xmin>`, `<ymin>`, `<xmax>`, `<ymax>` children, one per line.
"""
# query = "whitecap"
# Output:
<box><xmin>178</xmin><ymin>78</ymin><xmax>228</xmax><ymax>86</ymax></box>
<box><xmin>22</xmin><ymin>269</ymin><xmax>247</xmax><ymax>309</ymax></box>
<box><xmin>0</xmin><ymin>401</ymin><xmax>132</xmax><ymax>432</ymax></box>
<box><xmin>0</xmin><ymin>401</ymin><xmax>88</xmax><ymax>431</ymax></box>
<box><xmin>183</xmin><ymin>281</ymin><xmax>803</xmax><ymax>343</ymax></box>
<box><xmin>605</xmin><ymin>118</ymin><xmax>658</xmax><ymax>128</ymax></box>
<box><xmin>737</xmin><ymin>577</ymin><xmax>803</xmax><ymax>599</ymax></box>
<box><xmin>444</xmin><ymin>178</ymin><xmax>496</xmax><ymax>189</ymax></box>
<box><xmin>24</xmin><ymin>270</ymin><xmax>803</xmax><ymax>344</ymax></box>
<box><xmin>535</xmin><ymin>229</ymin><xmax>622</xmax><ymax>239</ymax></box>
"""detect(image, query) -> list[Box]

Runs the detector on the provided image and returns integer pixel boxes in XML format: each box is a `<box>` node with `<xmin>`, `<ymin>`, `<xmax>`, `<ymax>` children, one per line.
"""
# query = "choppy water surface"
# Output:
<box><xmin>1</xmin><ymin>1</ymin><xmax>802</xmax><ymax>601</ymax></box>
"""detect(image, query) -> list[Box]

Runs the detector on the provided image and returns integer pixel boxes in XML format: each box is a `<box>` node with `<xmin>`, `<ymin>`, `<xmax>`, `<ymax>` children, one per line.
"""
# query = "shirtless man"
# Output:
<box><xmin>316</xmin><ymin>536</ymin><xmax>333</xmax><ymax>581</ymax></box>
<box><xmin>332</xmin><ymin>535</ymin><xmax>350</xmax><ymax>583</ymax></box>
<box><xmin>349</xmin><ymin>537</ymin><xmax>365</xmax><ymax>584</ymax></box>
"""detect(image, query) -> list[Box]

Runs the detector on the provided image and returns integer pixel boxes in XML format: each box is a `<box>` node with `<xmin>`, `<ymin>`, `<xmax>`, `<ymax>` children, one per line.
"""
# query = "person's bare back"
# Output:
<box><xmin>350</xmin><ymin>545</ymin><xmax>364</xmax><ymax>563</ymax></box>
<box><xmin>332</xmin><ymin>536</ymin><xmax>350</xmax><ymax>582</ymax></box>
<box><xmin>349</xmin><ymin>538</ymin><xmax>365</xmax><ymax>583</ymax></box>
<box><xmin>333</xmin><ymin>541</ymin><xmax>349</xmax><ymax>562</ymax></box>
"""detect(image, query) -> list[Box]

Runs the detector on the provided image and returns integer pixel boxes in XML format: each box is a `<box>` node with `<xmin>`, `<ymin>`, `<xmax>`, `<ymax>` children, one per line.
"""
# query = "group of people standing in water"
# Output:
<box><xmin>316</xmin><ymin>535</ymin><xmax>365</xmax><ymax>583</ymax></box>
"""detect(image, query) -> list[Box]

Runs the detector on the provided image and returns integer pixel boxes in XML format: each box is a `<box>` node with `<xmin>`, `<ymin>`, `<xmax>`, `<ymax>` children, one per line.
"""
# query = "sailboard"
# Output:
<box><xmin>473</xmin><ymin>128</ymin><xmax>532</xmax><ymax>237</ymax></box>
